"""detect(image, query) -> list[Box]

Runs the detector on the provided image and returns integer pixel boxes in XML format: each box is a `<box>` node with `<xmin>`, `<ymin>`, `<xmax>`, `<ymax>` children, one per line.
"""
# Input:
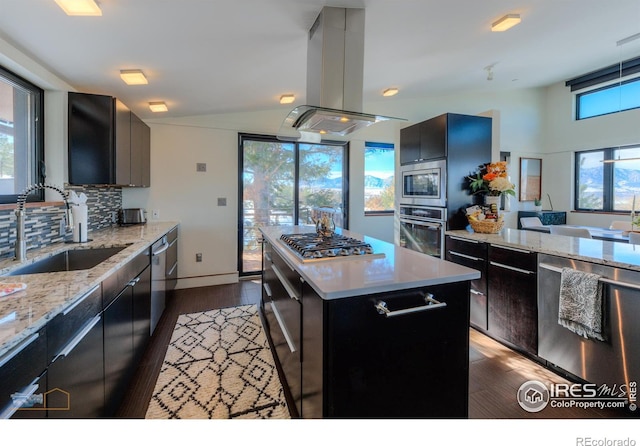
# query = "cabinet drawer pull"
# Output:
<box><xmin>449</xmin><ymin>251</ymin><xmax>483</xmax><ymax>262</ymax></box>
<box><xmin>491</xmin><ymin>244</ymin><xmax>532</xmax><ymax>254</ymax></box>
<box><xmin>53</xmin><ymin>315</ymin><xmax>101</xmax><ymax>362</ymax></box>
<box><xmin>490</xmin><ymin>261</ymin><xmax>535</xmax><ymax>275</ymax></box>
<box><xmin>265</xmin><ymin>252</ymin><xmax>272</xmax><ymax>262</ymax></box>
<box><xmin>63</xmin><ymin>284</ymin><xmax>100</xmax><ymax>316</ymax></box>
<box><xmin>270</xmin><ymin>303</ymin><xmax>297</xmax><ymax>353</ymax></box>
<box><xmin>263</xmin><ymin>283</ymin><xmax>273</xmax><ymax>298</ymax></box>
<box><xmin>127</xmin><ymin>277</ymin><xmax>141</xmax><ymax>287</ymax></box>
<box><xmin>449</xmin><ymin>236</ymin><xmax>479</xmax><ymax>244</ymax></box>
<box><xmin>1</xmin><ymin>379</ymin><xmax>40</xmax><ymax>419</ymax></box>
<box><xmin>375</xmin><ymin>293</ymin><xmax>446</xmax><ymax>317</ymax></box>
<box><xmin>271</xmin><ymin>264</ymin><xmax>300</xmax><ymax>301</ymax></box>
<box><xmin>470</xmin><ymin>289</ymin><xmax>484</xmax><ymax>296</ymax></box>
<box><xmin>0</xmin><ymin>333</ymin><xmax>39</xmax><ymax>369</ymax></box>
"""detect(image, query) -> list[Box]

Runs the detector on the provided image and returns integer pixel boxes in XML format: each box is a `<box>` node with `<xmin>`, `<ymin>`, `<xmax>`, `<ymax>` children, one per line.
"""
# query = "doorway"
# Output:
<box><xmin>238</xmin><ymin>134</ymin><xmax>348</xmax><ymax>275</ymax></box>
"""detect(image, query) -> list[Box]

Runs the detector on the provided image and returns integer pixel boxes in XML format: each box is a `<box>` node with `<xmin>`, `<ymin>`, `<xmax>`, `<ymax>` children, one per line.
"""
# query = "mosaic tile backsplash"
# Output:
<box><xmin>0</xmin><ymin>185</ymin><xmax>122</xmax><ymax>259</ymax></box>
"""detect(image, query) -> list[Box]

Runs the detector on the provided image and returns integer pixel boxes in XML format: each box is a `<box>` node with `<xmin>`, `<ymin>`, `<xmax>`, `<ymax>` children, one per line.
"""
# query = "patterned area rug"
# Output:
<box><xmin>145</xmin><ymin>304</ymin><xmax>290</xmax><ymax>419</ymax></box>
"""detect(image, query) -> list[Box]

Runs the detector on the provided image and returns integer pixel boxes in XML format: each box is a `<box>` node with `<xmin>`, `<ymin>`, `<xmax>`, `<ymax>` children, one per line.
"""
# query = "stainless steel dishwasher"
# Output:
<box><xmin>538</xmin><ymin>253</ymin><xmax>640</xmax><ymax>388</ymax></box>
<box><xmin>150</xmin><ymin>236</ymin><xmax>169</xmax><ymax>335</ymax></box>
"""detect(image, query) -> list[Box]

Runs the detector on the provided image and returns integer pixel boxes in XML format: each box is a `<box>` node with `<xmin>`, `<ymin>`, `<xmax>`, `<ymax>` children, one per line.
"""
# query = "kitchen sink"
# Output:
<box><xmin>5</xmin><ymin>246</ymin><xmax>128</xmax><ymax>276</ymax></box>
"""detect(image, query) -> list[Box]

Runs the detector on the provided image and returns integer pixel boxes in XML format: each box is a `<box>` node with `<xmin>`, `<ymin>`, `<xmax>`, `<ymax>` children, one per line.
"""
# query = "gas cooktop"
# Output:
<box><xmin>279</xmin><ymin>232</ymin><xmax>384</xmax><ymax>262</ymax></box>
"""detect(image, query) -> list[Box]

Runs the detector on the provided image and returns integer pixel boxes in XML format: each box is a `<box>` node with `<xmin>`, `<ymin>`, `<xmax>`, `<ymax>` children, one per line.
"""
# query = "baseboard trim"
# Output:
<box><xmin>175</xmin><ymin>272</ymin><xmax>239</xmax><ymax>289</ymax></box>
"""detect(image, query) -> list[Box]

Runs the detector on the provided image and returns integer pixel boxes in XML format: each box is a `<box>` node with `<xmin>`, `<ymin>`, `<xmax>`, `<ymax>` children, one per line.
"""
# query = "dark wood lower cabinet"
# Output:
<box><xmin>487</xmin><ymin>245</ymin><xmax>538</xmax><ymax>356</ymax></box>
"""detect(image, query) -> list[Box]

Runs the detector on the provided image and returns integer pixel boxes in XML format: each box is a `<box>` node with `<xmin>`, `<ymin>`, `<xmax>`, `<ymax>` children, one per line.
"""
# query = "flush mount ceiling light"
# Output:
<box><xmin>491</xmin><ymin>14</ymin><xmax>521</xmax><ymax>32</ymax></box>
<box><xmin>382</xmin><ymin>88</ymin><xmax>398</xmax><ymax>97</ymax></box>
<box><xmin>120</xmin><ymin>69</ymin><xmax>148</xmax><ymax>85</ymax></box>
<box><xmin>148</xmin><ymin>102</ymin><xmax>168</xmax><ymax>112</ymax></box>
<box><xmin>55</xmin><ymin>0</ymin><xmax>102</xmax><ymax>16</ymax></box>
<box><xmin>280</xmin><ymin>94</ymin><xmax>295</xmax><ymax>104</ymax></box>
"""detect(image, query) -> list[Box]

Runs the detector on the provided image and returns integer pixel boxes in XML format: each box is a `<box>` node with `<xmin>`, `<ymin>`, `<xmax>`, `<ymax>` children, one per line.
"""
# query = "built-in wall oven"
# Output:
<box><xmin>399</xmin><ymin>204</ymin><xmax>446</xmax><ymax>259</ymax></box>
<box><xmin>400</xmin><ymin>159</ymin><xmax>446</xmax><ymax>207</ymax></box>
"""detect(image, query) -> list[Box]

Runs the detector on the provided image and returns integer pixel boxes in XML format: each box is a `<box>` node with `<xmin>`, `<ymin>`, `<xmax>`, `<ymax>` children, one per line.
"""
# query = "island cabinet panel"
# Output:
<box><xmin>487</xmin><ymin>245</ymin><xmax>538</xmax><ymax>356</ymax></box>
<box><xmin>445</xmin><ymin>235</ymin><xmax>488</xmax><ymax>330</ymax></box>
<box><xmin>261</xmin><ymin>240</ymin><xmax>302</xmax><ymax>417</ymax></box>
<box><xmin>302</xmin><ymin>282</ymin><xmax>470</xmax><ymax>418</ymax></box>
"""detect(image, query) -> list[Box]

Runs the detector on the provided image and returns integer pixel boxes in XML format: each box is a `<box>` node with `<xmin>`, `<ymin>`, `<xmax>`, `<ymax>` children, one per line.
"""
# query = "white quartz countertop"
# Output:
<box><xmin>261</xmin><ymin>225</ymin><xmax>480</xmax><ymax>300</ymax></box>
<box><xmin>0</xmin><ymin>221</ymin><xmax>179</xmax><ymax>359</ymax></box>
<box><xmin>446</xmin><ymin>228</ymin><xmax>640</xmax><ymax>271</ymax></box>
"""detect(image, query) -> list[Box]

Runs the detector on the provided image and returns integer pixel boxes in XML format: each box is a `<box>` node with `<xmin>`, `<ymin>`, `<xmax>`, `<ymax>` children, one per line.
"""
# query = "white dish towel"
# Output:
<box><xmin>558</xmin><ymin>267</ymin><xmax>606</xmax><ymax>341</ymax></box>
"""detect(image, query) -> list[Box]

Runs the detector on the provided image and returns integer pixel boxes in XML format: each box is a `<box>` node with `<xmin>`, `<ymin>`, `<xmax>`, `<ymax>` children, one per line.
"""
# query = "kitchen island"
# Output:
<box><xmin>260</xmin><ymin>225</ymin><xmax>480</xmax><ymax>419</ymax></box>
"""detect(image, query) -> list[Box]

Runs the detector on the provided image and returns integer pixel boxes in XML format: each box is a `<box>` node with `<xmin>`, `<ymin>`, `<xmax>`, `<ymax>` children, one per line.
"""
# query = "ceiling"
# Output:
<box><xmin>1</xmin><ymin>0</ymin><xmax>640</xmax><ymax>120</ymax></box>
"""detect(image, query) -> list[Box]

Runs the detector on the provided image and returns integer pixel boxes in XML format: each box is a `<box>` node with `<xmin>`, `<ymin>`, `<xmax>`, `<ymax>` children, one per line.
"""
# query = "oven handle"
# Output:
<box><xmin>374</xmin><ymin>293</ymin><xmax>446</xmax><ymax>317</ymax></box>
<box><xmin>399</xmin><ymin>218</ymin><xmax>443</xmax><ymax>228</ymax></box>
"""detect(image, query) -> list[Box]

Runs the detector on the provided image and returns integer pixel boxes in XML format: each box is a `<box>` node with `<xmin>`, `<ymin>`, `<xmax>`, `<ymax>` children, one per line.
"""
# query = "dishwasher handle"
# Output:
<box><xmin>375</xmin><ymin>293</ymin><xmax>446</xmax><ymax>317</ymax></box>
<box><xmin>152</xmin><ymin>242</ymin><xmax>170</xmax><ymax>257</ymax></box>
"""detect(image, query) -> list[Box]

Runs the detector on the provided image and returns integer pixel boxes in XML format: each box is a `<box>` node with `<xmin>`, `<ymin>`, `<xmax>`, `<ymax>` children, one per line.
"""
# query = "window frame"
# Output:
<box><xmin>575</xmin><ymin>76</ymin><xmax>640</xmax><ymax>120</ymax></box>
<box><xmin>363</xmin><ymin>141</ymin><xmax>395</xmax><ymax>216</ymax></box>
<box><xmin>574</xmin><ymin>145</ymin><xmax>640</xmax><ymax>213</ymax></box>
<box><xmin>0</xmin><ymin>64</ymin><xmax>45</xmax><ymax>204</ymax></box>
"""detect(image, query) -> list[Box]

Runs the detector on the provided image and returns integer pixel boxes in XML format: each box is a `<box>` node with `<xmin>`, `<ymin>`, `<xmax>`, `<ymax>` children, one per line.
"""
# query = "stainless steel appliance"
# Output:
<box><xmin>400</xmin><ymin>159</ymin><xmax>447</xmax><ymax>207</ymax></box>
<box><xmin>119</xmin><ymin>208</ymin><xmax>146</xmax><ymax>225</ymax></box>
<box><xmin>538</xmin><ymin>254</ymin><xmax>640</xmax><ymax>390</ymax></box>
<box><xmin>399</xmin><ymin>204</ymin><xmax>447</xmax><ymax>258</ymax></box>
<box><xmin>150</xmin><ymin>236</ymin><xmax>168</xmax><ymax>335</ymax></box>
<box><xmin>279</xmin><ymin>232</ymin><xmax>382</xmax><ymax>262</ymax></box>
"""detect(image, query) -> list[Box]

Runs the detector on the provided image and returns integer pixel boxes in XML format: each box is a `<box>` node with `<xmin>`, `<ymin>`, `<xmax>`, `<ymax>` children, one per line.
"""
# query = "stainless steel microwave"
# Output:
<box><xmin>400</xmin><ymin>159</ymin><xmax>446</xmax><ymax>207</ymax></box>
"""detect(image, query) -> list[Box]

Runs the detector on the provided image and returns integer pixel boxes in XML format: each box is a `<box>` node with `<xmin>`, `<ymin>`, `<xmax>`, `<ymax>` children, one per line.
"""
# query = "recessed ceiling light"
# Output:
<box><xmin>149</xmin><ymin>102</ymin><xmax>168</xmax><ymax>112</ymax></box>
<box><xmin>382</xmin><ymin>88</ymin><xmax>399</xmax><ymax>97</ymax></box>
<box><xmin>55</xmin><ymin>0</ymin><xmax>102</xmax><ymax>16</ymax></box>
<box><xmin>491</xmin><ymin>14</ymin><xmax>521</xmax><ymax>32</ymax></box>
<box><xmin>120</xmin><ymin>69</ymin><xmax>148</xmax><ymax>85</ymax></box>
<box><xmin>280</xmin><ymin>94</ymin><xmax>295</xmax><ymax>104</ymax></box>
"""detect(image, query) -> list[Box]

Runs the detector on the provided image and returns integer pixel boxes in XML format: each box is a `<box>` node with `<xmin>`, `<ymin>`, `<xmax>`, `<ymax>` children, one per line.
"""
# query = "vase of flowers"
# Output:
<box><xmin>468</xmin><ymin>161</ymin><xmax>516</xmax><ymax>200</ymax></box>
<box><xmin>534</xmin><ymin>198</ymin><xmax>543</xmax><ymax>212</ymax></box>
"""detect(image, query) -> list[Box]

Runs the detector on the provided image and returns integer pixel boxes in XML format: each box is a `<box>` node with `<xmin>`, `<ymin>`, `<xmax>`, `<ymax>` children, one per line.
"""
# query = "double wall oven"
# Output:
<box><xmin>399</xmin><ymin>159</ymin><xmax>448</xmax><ymax>259</ymax></box>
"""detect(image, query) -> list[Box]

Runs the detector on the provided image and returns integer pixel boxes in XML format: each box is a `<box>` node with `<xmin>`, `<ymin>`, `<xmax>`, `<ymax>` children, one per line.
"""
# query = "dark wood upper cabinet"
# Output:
<box><xmin>68</xmin><ymin>92</ymin><xmax>150</xmax><ymax>187</ymax></box>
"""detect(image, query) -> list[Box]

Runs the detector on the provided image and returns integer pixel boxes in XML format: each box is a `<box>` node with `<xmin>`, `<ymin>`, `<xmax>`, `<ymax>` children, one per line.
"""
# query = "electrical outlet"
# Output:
<box><xmin>217</xmin><ymin>197</ymin><xmax>227</xmax><ymax>206</ymax></box>
<box><xmin>196</xmin><ymin>163</ymin><xmax>207</xmax><ymax>172</ymax></box>
<box><xmin>196</xmin><ymin>253</ymin><xmax>203</xmax><ymax>262</ymax></box>
<box><xmin>152</xmin><ymin>210</ymin><xmax>160</xmax><ymax>219</ymax></box>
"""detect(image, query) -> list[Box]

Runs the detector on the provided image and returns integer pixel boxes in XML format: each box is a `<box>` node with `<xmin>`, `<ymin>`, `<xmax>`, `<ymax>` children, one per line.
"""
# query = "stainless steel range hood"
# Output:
<box><xmin>278</xmin><ymin>7</ymin><xmax>403</xmax><ymax>142</ymax></box>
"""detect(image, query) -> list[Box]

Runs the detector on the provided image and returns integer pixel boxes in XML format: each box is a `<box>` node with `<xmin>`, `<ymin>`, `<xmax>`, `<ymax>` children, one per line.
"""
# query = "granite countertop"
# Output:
<box><xmin>0</xmin><ymin>221</ymin><xmax>179</xmax><ymax>359</ymax></box>
<box><xmin>446</xmin><ymin>228</ymin><xmax>640</xmax><ymax>271</ymax></box>
<box><xmin>261</xmin><ymin>225</ymin><xmax>480</xmax><ymax>300</ymax></box>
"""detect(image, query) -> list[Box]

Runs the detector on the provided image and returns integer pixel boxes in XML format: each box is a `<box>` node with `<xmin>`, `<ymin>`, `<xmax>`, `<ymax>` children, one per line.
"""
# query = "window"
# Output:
<box><xmin>566</xmin><ymin>55</ymin><xmax>640</xmax><ymax>120</ymax></box>
<box><xmin>575</xmin><ymin>145</ymin><xmax>640</xmax><ymax>212</ymax></box>
<box><xmin>0</xmin><ymin>65</ymin><xmax>44</xmax><ymax>204</ymax></box>
<box><xmin>576</xmin><ymin>78</ymin><xmax>640</xmax><ymax>120</ymax></box>
<box><xmin>364</xmin><ymin>142</ymin><xmax>394</xmax><ymax>214</ymax></box>
<box><xmin>238</xmin><ymin>134</ymin><xmax>348</xmax><ymax>274</ymax></box>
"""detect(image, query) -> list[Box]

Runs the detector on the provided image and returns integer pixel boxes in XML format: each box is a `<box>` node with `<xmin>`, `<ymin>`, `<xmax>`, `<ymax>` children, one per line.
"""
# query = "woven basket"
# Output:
<box><xmin>468</xmin><ymin>216</ymin><xmax>504</xmax><ymax>234</ymax></box>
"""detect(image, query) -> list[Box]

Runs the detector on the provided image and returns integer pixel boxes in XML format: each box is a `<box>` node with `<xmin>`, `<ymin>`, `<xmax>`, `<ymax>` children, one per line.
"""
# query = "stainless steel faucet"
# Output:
<box><xmin>14</xmin><ymin>183</ymin><xmax>72</xmax><ymax>262</ymax></box>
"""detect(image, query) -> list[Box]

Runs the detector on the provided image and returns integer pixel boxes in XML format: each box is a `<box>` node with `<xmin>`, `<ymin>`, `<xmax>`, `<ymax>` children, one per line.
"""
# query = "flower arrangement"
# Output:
<box><xmin>468</xmin><ymin>162</ymin><xmax>516</xmax><ymax>197</ymax></box>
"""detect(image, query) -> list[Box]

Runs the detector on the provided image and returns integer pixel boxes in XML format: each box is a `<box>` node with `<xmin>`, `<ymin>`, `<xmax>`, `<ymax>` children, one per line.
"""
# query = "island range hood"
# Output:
<box><xmin>278</xmin><ymin>7</ymin><xmax>404</xmax><ymax>142</ymax></box>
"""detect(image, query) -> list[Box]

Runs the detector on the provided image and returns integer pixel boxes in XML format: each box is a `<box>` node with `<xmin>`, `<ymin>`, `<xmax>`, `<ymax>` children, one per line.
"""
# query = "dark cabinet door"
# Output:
<box><xmin>115</xmin><ymin>99</ymin><xmax>132</xmax><ymax>186</ymax></box>
<box><xmin>103</xmin><ymin>286</ymin><xmax>134</xmax><ymax>416</ymax></box>
<box><xmin>130</xmin><ymin>113</ymin><xmax>150</xmax><ymax>187</ymax></box>
<box><xmin>301</xmin><ymin>280</ymin><xmax>324</xmax><ymax>419</ymax></box>
<box><xmin>419</xmin><ymin>113</ymin><xmax>447</xmax><ymax>160</ymax></box>
<box><xmin>399</xmin><ymin>123</ymin><xmax>421</xmax><ymax>164</ymax></box>
<box><xmin>47</xmin><ymin>315</ymin><xmax>105</xmax><ymax>418</ymax></box>
<box><xmin>132</xmin><ymin>265</ymin><xmax>151</xmax><ymax>363</ymax></box>
<box><xmin>68</xmin><ymin>92</ymin><xmax>114</xmax><ymax>185</ymax></box>
<box><xmin>0</xmin><ymin>328</ymin><xmax>47</xmax><ymax>419</ymax></box>
<box><xmin>487</xmin><ymin>246</ymin><xmax>538</xmax><ymax>355</ymax></box>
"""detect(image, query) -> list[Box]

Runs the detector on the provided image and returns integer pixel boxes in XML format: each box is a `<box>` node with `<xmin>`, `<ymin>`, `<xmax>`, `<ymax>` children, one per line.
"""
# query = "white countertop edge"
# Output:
<box><xmin>263</xmin><ymin>225</ymin><xmax>480</xmax><ymax>300</ymax></box>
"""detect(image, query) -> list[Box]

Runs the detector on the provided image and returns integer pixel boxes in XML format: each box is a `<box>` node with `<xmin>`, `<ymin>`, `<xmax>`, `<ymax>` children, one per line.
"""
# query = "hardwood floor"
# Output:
<box><xmin>118</xmin><ymin>279</ymin><xmax>634</xmax><ymax>419</ymax></box>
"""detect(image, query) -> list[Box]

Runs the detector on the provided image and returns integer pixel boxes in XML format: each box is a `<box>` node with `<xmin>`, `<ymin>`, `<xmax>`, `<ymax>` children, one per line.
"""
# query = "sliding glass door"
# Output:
<box><xmin>239</xmin><ymin>134</ymin><xmax>347</xmax><ymax>275</ymax></box>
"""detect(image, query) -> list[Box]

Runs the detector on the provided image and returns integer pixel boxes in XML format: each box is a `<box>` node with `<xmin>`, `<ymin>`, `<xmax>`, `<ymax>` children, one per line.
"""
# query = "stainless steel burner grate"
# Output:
<box><xmin>280</xmin><ymin>233</ymin><xmax>378</xmax><ymax>261</ymax></box>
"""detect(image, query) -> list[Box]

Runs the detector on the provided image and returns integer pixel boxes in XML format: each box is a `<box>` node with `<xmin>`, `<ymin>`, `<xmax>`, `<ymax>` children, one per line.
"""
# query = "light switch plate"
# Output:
<box><xmin>217</xmin><ymin>197</ymin><xmax>227</xmax><ymax>206</ymax></box>
<box><xmin>197</xmin><ymin>163</ymin><xmax>207</xmax><ymax>172</ymax></box>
